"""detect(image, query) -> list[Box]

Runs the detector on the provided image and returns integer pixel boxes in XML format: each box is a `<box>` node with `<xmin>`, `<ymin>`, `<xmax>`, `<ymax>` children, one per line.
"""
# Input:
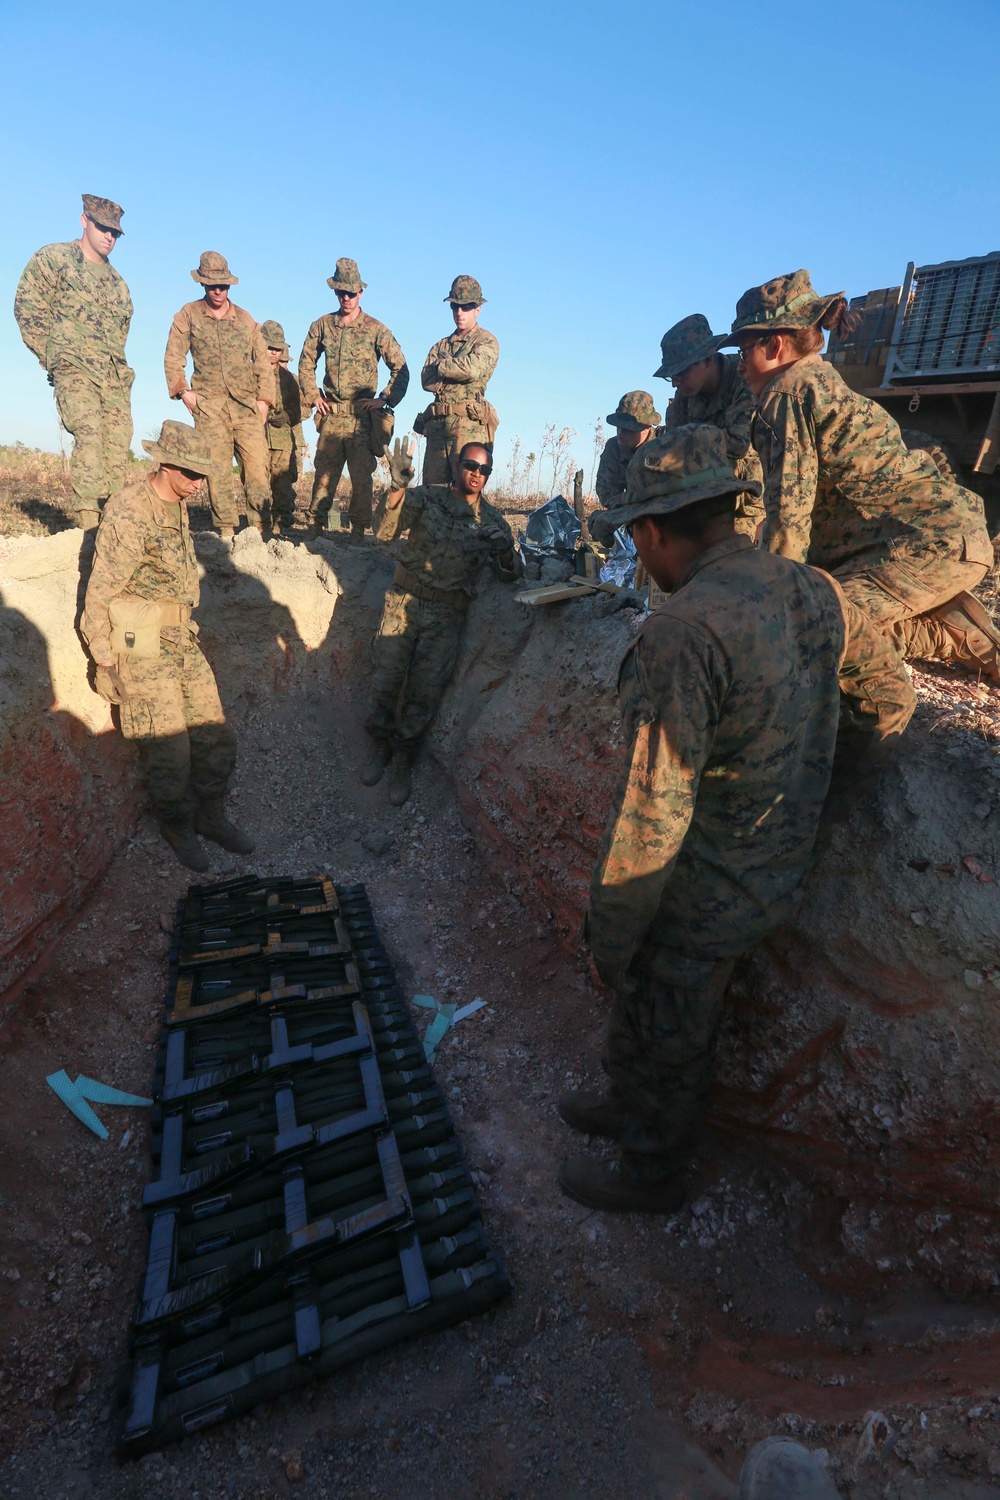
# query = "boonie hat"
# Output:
<box><xmin>445</xmin><ymin>275</ymin><xmax>485</xmax><ymax>306</ymax></box>
<box><xmin>82</xmin><ymin>194</ymin><xmax>124</xmax><ymax>233</ymax></box>
<box><xmin>588</xmin><ymin>424</ymin><xmax>761</xmax><ymax>547</ymax></box>
<box><xmin>327</xmin><ymin>257</ymin><xmax>367</xmax><ymax>292</ymax></box>
<box><xmin>654</xmin><ymin>314</ymin><xmax>724</xmax><ymax>379</ymax></box>
<box><xmin>606</xmin><ymin>391</ymin><xmax>661</xmax><ymax>431</ymax></box>
<box><xmin>260</xmin><ymin>319</ymin><xmax>290</xmax><ymax>353</ymax></box>
<box><xmin>191</xmin><ymin>251</ymin><xmax>239</xmax><ymax>286</ymax></box>
<box><xmin>141</xmin><ymin>421</ymin><xmax>214</xmax><ymax>477</ymax></box>
<box><xmin>721</xmin><ymin>269</ymin><xmax>845</xmax><ymax>343</ymax></box>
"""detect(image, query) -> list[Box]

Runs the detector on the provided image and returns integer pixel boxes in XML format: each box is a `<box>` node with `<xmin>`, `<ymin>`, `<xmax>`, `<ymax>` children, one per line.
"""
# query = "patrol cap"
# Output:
<box><xmin>588</xmin><ymin>424</ymin><xmax>761</xmax><ymax>547</ymax></box>
<box><xmin>82</xmin><ymin>194</ymin><xmax>124</xmax><ymax>233</ymax></box>
<box><xmin>445</xmin><ymin>275</ymin><xmax>485</xmax><ymax>306</ymax></box>
<box><xmin>327</xmin><ymin>257</ymin><xmax>367</xmax><ymax>292</ymax></box>
<box><xmin>654</xmin><ymin>314</ymin><xmax>724</xmax><ymax>379</ymax></box>
<box><xmin>191</xmin><ymin>251</ymin><xmax>239</xmax><ymax>286</ymax></box>
<box><xmin>261</xmin><ymin>319</ymin><xmax>290</xmax><ymax>353</ymax></box>
<box><xmin>721</xmin><ymin>269</ymin><xmax>845</xmax><ymax>343</ymax></box>
<box><xmin>141</xmin><ymin>420</ymin><xmax>214</xmax><ymax>476</ymax></box>
<box><xmin>606</xmin><ymin>391</ymin><xmax>661</xmax><ymax>431</ymax></box>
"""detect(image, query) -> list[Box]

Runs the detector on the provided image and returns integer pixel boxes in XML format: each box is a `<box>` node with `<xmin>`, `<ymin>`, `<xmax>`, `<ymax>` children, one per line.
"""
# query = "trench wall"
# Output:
<box><xmin>4</xmin><ymin>526</ymin><xmax>1000</xmax><ymax>1291</ymax></box>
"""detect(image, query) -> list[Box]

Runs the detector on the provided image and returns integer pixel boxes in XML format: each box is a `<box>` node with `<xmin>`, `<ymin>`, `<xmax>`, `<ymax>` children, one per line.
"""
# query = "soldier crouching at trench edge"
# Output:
<box><xmin>361</xmin><ymin>438</ymin><xmax>520</xmax><ymax>807</ymax></box>
<box><xmin>557</xmin><ymin>424</ymin><xmax>916</xmax><ymax>1213</ymax></box>
<box><xmin>81</xmin><ymin>420</ymin><xmax>254</xmax><ymax>873</ymax></box>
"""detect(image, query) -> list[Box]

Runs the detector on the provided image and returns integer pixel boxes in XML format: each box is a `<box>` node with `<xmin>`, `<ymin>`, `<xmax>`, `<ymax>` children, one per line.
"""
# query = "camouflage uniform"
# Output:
<box><xmin>299</xmin><ymin>263</ymin><xmax>408</xmax><ymax>532</ymax></box>
<box><xmin>752</xmin><ymin>354</ymin><xmax>994</xmax><ymax>663</ymax></box>
<box><xmin>418</xmin><ymin>276</ymin><xmax>499</xmax><ymax>485</ymax></box>
<box><xmin>81</xmin><ymin>473</ymin><xmax>237</xmax><ymax>826</ymax></box>
<box><xmin>14</xmin><ymin>197</ymin><xmax>133</xmax><ymax>520</ymax></box>
<box><xmin>655</xmin><ymin>316</ymin><xmax>764</xmax><ymax>539</ymax></box>
<box><xmin>586</xmin><ymin>427</ymin><xmax>915</xmax><ymax>1184</ymax></box>
<box><xmin>265</xmin><ymin>363</ymin><xmax>305</xmax><ymax>529</ymax></box>
<box><xmin>164</xmin><ymin>254</ymin><xmax>275</xmax><ymax>532</ymax></box>
<box><xmin>367</xmin><ymin>485</ymin><xmax>516</xmax><ymax>747</ymax></box>
<box><xmin>596</xmin><ymin>392</ymin><xmax>662</xmax><ymax>507</ymax></box>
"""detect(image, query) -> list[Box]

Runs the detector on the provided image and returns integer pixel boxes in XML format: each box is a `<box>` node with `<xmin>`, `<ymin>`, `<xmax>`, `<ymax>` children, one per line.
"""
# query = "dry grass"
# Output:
<box><xmin>0</xmin><ymin>443</ymin><xmax>77</xmax><ymax>536</ymax></box>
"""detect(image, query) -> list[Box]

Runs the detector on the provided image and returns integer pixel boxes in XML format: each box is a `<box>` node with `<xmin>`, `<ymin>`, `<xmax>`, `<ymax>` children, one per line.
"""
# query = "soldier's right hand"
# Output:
<box><xmin>387</xmin><ymin>438</ymin><xmax>416</xmax><ymax>490</ymax></box>
<box><xmin>180</xmin><ymin>391</ymin><xmax>198</xmax><ymax>414</ymax></box>
<box><xmin>94</xmin><ymin>664</ymin><xmax>129</xmax><ymax>705</ymax></box>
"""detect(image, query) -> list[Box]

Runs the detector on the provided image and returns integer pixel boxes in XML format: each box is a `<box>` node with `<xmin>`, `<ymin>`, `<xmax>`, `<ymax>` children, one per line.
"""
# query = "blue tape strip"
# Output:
<box><xmin>46</xmin><ymin>1069</ymin><xmax>153</xmax><ymax>1139</ymax></box>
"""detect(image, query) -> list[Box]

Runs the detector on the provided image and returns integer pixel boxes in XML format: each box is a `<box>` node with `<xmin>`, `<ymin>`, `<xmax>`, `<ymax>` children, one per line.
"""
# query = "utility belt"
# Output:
<box><xmin>109</xmin><ymin>597</ymin><xmax>195</xmax><ymax>659</ymax></box>
<box><xmin>394</xmin><ymin>564</ymin><xmax>470</xmax><ymax>613</ymax></box>
<box><xmin>413</xmin><ymin>395</ymin><xmax>498</xmax><ymax>441</ymax></box>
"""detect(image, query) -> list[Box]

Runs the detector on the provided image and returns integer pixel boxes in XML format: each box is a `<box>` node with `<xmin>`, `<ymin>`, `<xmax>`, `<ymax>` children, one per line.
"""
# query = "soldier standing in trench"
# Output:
<box><xmin>562</xmin><ymin>425</ymin><xmax>916</xmax><ymax>1212</ymax></box>
<box><xmin>726</xmin><ymin>269</ymin><xmax>1000</xmax><ymax>678</ymax></box>
<box><xmin>260</xmin><ymin>320</ymin><xmax>305</xmax><ymax>536</ymax></box>
<box><xmin>299</xmin><ymin>258</ymin><xmax>409</xmax><ymax>541</ymax></box>
<box><xmin>164</xmin><ymin>252</ymin><xmax>275</xmax><ymax>542</ymax></box>
<box><xmin>417</xmin><ymin>276</ymin><xmax>500</xmax><ymax>485</ymax></box>
<box><xmin>82</xmin><ymin>420</ymin><xmax>253</xmax><ymax>873</ymax></box>
<box><xmin>14</xmin><ymin>194</ymin><xmax>134</xmax><ymax>530</ymax></box>
<box><xmin>655</xmin><ymin>313</ymin><xmax>764</xmax><ymax>540</ymax></box>
<box><xmin>595</xmin><ymin>392</ymin><xmax>662</xmax><ymax>507</ymax></box>
<box><xmin>361</xmin><ymin>438</ymin><xmax>518</xmax><ymax>807</ymax></box>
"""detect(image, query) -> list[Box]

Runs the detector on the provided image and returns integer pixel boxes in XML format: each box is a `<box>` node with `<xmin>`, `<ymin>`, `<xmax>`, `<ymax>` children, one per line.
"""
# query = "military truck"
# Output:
<box><xmin>825</xmin><ymin>251</ymin><xmax>1000</xmax><ymax>526</ymax></box>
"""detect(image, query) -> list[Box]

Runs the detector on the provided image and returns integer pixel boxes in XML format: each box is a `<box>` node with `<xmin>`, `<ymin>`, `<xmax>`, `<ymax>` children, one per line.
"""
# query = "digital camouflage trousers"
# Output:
<box><xmin>268</xmin><ymin>443</ymin><xmax>298</xmax><ymax>527</ymax></box>
<box><xmin>193</xmin><ymin>394</ymin><xmax>271</xmax><ymax>531</ymax></box>
<box><xmin>365</xmin><ymin>588</ymin><xmax>464</xmax><ymax>749</ymax></box>
<box><xmin>421</xmin><ymin>413</ymin><xmax>494</xmax><ymax>487</ymax></box>
<box><xmin>604</xmin><ymin>951</ymin><xmax>737</xmax><ymax>1183</ymax></box>
<box><xmin>837</xmin><ymin>542</ymin><xmax>992</xmax><ymax>668</ymax></box>
<box><xmin>53</xmin><ymin>366</ymin><xmax>133</xmax><ymax>513</ymax></box>
<box><xmin>309</xmin><ymin>414</ymin><xmax>376</xmax><ymax>530</ymax></box>
<box><xmin>117</xmin><ymin>631</ymin><xmax>238</xmax><ymax>824</ymax></box>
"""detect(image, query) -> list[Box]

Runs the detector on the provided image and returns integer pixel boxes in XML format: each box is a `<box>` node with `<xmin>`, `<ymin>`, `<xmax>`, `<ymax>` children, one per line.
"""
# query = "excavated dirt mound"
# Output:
<box><xmin>4</xmin><ymin>525</ymin><xmax>1000</xmax><ymax>1495</ymax></box>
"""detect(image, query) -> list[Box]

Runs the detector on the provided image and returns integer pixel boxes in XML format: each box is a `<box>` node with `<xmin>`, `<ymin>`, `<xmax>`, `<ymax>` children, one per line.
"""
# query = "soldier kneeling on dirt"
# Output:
<box><xmin>81</xmin><ymin>420</ymin><xmax>254</xmax><ymax>872</ymax></box>
<box><xmin>361</xmin><ymin>438</ymin><xmax>519</xmax><ymax>806</ymax></box>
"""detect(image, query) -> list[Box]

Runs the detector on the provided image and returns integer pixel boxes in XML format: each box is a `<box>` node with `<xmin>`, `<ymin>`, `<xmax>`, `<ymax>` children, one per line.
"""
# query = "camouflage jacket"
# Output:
<box><xmin>81</xmin><ymin>478</ymin><xmax>199</xmax><ymax>663</ymax></box>
<box><xmin>373</xmin><ymin>484</ymin><xmax>516</xmax><ymax>598</ymax></box>
<box><xmin>753</xmin><ymin>354</ymin><xmax>990</xmax><ymax>570</ymax></box>
<box><xmin>267</xmin><ymin>364</ymin><xmax>304</xmax><ymax>451</ymax></box>
<box><xmin>595</xmin><ymin>431</ymin><xmax>663</xmax><ymax>506</ymax></box>
<box><xmin>164</xmin><ymin>299</ymin><xmax>275</xmax><ymax>411</ymax></box>
<box><xmin>586</xmin><ymin>534</ymin><xmax>915</xmax><ymax>990</ymax></box>
<box><xmin>421</xmin><ymin>326</ymin><xmax>499</xmax><ymax>403</ymax></box>
<box><xmin>14</xmin><ymin>241</ymin><xmax>133</xmax><ymax>380</ymax></box>
<box><xmin>664</xmin><ymin>353</ymin><xmax>764</xmax><ymax>533</ymax></box>
<box><xmin>297</xmin><ymin>310</ymin><xmax>409</xmax><ymax>409</ymax></box>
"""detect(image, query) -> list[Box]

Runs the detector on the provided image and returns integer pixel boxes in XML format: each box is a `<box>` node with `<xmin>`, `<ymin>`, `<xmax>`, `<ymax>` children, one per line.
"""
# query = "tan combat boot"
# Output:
<box><xmin>194</xmin><ymin>800</ymin><xmax>255</xmax><ymax>854</ymax></box>
<box><xmin>926</xmin><ymin>590</ymin><xmax>1000</xmax><ymax>681</ymax></box>
<box><xmin>160</xmin><ymin>820</ymin><xmax>211</xmax><ymax>873</ymax></box>
<box><xmin>388</xmin><ymin>749</ymin><xmax>413</xmax><ymax>806</ymax></box>
<box><xmin>360</xmin><ymin>737</ymin><xmax>392</xmax><ymax>787</ymax></box>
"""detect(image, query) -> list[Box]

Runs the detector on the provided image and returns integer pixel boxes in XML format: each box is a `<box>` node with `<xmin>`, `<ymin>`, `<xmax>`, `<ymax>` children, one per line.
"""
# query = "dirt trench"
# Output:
<box><xmin>3</xmin><ymin>526</ymin><xmax>1000</xmax><ymax>1496</ymax></box>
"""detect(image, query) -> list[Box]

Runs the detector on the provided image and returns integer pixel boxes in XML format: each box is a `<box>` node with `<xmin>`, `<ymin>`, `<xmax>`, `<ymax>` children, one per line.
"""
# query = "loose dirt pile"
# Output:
<box><xmin>3</xmin><ymin>524</ymin><xmax>1000</xmax><ymax>1496</ymax></box>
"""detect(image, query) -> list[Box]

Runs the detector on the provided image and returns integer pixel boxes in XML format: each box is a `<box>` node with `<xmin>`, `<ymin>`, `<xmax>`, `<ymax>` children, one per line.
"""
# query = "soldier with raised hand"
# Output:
<box><xmin>362</xmin><ymin>438</ymin><xmax>518</xmax><ymax>806</ymax></box>
<box><xmin>561</xmin><ymin>425</ymin><xmax>915</xmax><ymax>1213</ymax></box>
<box><xmin>656</xmin><ymin>313</ymin><xmax>764</xmax><ymax>539</ymax></box>
<box><xmin>417</xmin><ymin>276</ymin><xmax>499</xmax><ymax>485</ymax></box>
<box><xmin>14</xmin><ymin>193</ymin><xmax>134</xmax><ymax>529</ymax></box>
<box><xmin>595</xmin><ymin>392</ymin><xmax>662</xmax><ymax>507</ymax></box>
<box><xmin>299</xmin><ymin>258</ymin><xmax>409</xmax><ymax>541</ymax></box>
<box><xmin>726</xmin><ymin>269</ymin><xmax>1000</xmax><ymax>677</ymax></box>
<box><xmin>81</xmin><ymin>420</ymin><xmax>253</xmax><ymax>873</ymax></box>
<box><xmin>164</xmin><ymin>252</ymin><xmax>275</xmax><ymax>541</ymax></box>
<box><xmin>260</xmin><ymin>320</ymin><xmax>305</xmax><ymax>536</ymax></box>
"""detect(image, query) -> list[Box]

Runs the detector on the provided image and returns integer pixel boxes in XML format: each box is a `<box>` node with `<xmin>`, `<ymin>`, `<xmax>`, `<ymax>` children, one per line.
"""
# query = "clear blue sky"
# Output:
<box><xmin>3</xmin><ymin>0</ymin><xmax>999</xmax><ymax>491</ymax></box>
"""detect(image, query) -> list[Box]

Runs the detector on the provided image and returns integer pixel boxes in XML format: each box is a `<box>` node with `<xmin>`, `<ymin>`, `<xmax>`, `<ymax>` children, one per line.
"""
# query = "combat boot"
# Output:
<box><xmin>360</xmin><ymin>737</ymin><xmax>392</xmax><ymax>787</ymax></box>
<box><xmin>351</xmin><ymin>521</ymin><xmax>366</xmax><ymax>543</ymax></box>
<box><xmin>388</xmin><ymin>749</ymin><xmax>413</xmax><ymax>806</ymax></box>
<box><xmin>929</xmin><ymin>589</ymin><xmax>1000</xmax><ymax>681</ymax></box>
<box><xmin>556</xmin><ymin>1090</ymin><xmax>626</xmax><ymax>1139</ymax></box>
<box><xmin>558</xmin><ymin>1156</ymin><xmax>685</xmax><ymax>1214</ymax></box>
<box><xmin>194</xmin><ymin>800</ymin><xmax>255</xmax><ymax>854</ymax></box>
<box><xmin>160</xmin><ymin>820</ymin><xmax>211</xmax><ymax>873</ymax></box>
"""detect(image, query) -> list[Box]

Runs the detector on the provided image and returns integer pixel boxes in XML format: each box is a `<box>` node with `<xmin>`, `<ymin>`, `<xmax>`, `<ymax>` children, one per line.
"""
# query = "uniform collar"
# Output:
<box><xmin>674</xmin><ymin>532</ymin><xmax>752</xmax><ymax>591</ymax></box>
<box><xmin>145</xmin><ymin>478</ymin><xmax>185</xmax><ymax>532</ymax></box>
<box><xmin>199</xmin><ymin>298</ymin><xmax>237</xmax><ymax>320</ymax></box>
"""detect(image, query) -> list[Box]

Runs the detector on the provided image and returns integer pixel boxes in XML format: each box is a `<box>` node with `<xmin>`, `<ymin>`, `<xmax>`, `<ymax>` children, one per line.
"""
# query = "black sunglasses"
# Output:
<box><xmin>179</xmin><ymin>467</ymin><xmax>204</xmax><ymax>480</ymax></box>
<box><xmin>450</xmin><ymin>302</ymin><xmax>478</xmax><ymax>313</ymax></box>
<box><xmin>461</xmin><ymin>459</ymin><xmax>492</xmax><ymax>476</ymax></box>
<box><xmin>336</xmin><ymin>288</ymin><xmax>360</xmax><ymax>298</ymax></box>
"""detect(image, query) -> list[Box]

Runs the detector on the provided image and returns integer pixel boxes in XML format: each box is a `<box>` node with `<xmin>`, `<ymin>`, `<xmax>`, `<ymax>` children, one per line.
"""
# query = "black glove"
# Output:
<box><xmin>387</xmin><ymin>438</ymin><xmax>415</xmax><ymax>490</ymax></box>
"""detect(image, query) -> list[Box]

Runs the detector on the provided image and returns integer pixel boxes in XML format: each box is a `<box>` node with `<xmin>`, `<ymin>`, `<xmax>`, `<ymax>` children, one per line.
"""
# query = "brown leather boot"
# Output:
<box><xmin>194</xmin><ymin>800</ymin><xmax>255</xmax><ymax>854</ymax></box>
<box><xmin>557</xmin><ymin>1090</ymin><xmax>626</xmax><ymax>1139</ymax></box>
<box><xmin>558</xmin><ymin>1156</ymin><xmax>685</xmax><ymax>1214</ymax></box>
<box><xmin>160</xmin><ymin>820</ymin><xmax>211</xmax><ymax>873</ymax></box>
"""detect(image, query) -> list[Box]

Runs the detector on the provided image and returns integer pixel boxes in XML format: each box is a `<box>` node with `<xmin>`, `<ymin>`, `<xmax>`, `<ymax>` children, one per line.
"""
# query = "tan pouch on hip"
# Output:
<box><xmin>109</xmin><ymin>597</ymin><xmax>162</xmax><ymax>658</ymax></box>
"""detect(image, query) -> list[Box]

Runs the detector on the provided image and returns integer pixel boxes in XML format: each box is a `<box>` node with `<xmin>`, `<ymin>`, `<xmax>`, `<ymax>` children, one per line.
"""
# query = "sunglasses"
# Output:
<box><xmin>461</xmin><ymin>459</ymin><xmax>492</xmax><ymax>476</ymax></box>
<box><xmin>179</xmin><ymin>467</ymin><xmax>204</xmax><ymax>480</ymax></box>
<box><xmin>336</xmin><ymin>288</ymin><xmax>360</xmax><ymax>298</ymax></box>
<box><xmin>450</xmin><ymin>302</ymin><xmax>478</xmax><ymax>313</ymax></box>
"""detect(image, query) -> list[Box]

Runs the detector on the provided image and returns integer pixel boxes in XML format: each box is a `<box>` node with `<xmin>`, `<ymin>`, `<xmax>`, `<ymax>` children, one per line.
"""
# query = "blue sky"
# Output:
<box><xmin>3</xmin><ymin>0</ymin><xmax>999</xmax><ymax>490</ymax></box>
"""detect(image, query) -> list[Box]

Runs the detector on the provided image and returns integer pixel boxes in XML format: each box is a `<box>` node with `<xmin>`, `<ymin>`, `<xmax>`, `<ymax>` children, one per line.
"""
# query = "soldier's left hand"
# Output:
<box><xmin>94</xmin><ymin>664</ymin><xmax>129</xmax><ymax>704</ymax></box>
<box><xmin>256</xmin><ymin>399</ymin><xmax>270</xmax><ymax>424</ymax></box>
